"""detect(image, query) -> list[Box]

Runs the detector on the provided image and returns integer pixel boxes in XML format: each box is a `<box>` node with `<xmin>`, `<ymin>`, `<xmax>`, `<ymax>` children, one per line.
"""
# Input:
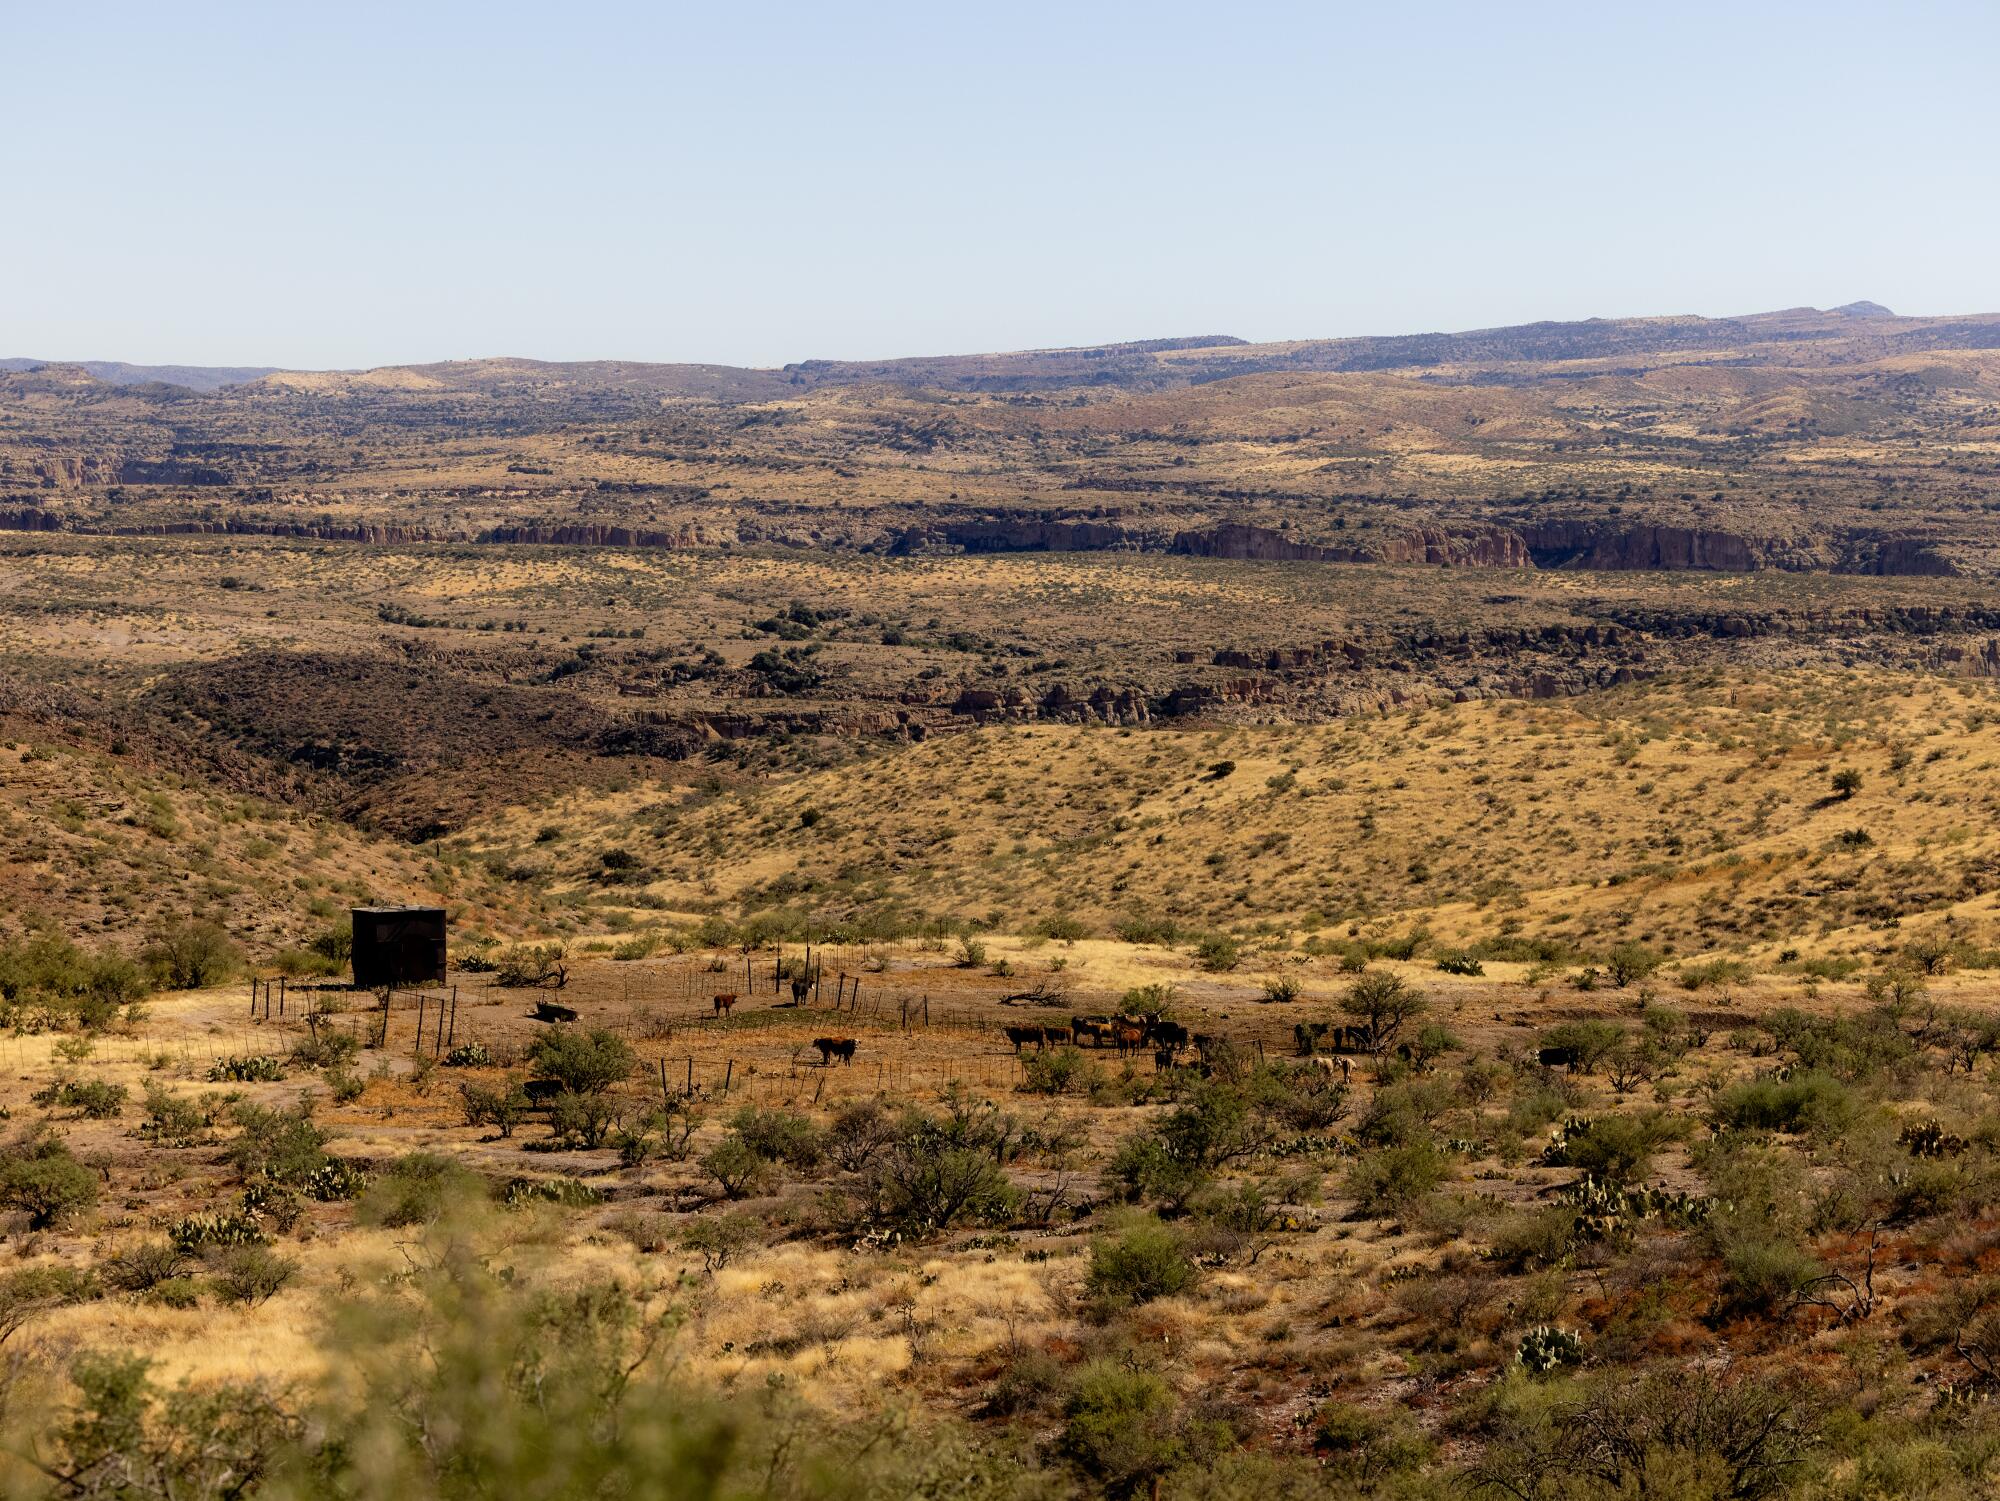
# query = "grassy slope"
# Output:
<box><xmin>457</xmin><ymin>669</ymin><xmax>2000</xmax><ymax>967</ymax></box>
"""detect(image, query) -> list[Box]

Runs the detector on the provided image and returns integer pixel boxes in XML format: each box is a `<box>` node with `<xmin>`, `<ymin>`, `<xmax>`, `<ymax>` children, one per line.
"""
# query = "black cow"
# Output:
<box><xmin>814</xmin><ymin>1037</ymin><xmax>858</xmax><ymax>1065</ymax></box>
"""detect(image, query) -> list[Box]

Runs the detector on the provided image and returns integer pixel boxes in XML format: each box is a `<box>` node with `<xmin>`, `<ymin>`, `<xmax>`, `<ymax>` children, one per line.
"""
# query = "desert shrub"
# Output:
<box><xmin>528</xmin><ymin>1027</ymin><xmax>633</xmax><ymax>1096</ymax></box>
<box><xmin>1193</xmin><ymin>933</ymin><xmax>1241</xmax><ymax>972</ymax></box>
<box><xmin>273</xmin><ymin>947</ymin><xmax>340</xmax><ymax>978</ymax></box>
<box><xmin>1105</xmin><ymin>1082</ymin><xmax>1264</xmax><ymax>1211</ymax></box>
<box><xmin>238</xmin><ymin>1180</ymin><xmax>304</xmax><ymax>1234</ymax></box>
<box><xmin>1711</xmin><ymin>1072</ymin><xmax>1858</xmax><ymax>1137</ymax></box>
<box><xmin>1761</xmin><ymin>1007</ymin><xmax>1915</xmax><ymax>1081</ymax></box>
<box><xmin>1434</xmin><ymin>949</ymin><xmax>1484</xmax><ymax>976</ymax></box>
<box><xmin>1086</xmin><ymin>1217</ymin><xmax>1196</xmax><ymax>1307</ymax></box>
<box><xmin>701</xmin><ymin>1136</ymin><xmax>772</xmax><ymax>1200</ymax></box>
<box><xmin>289</xmin><ymin>1030</ymin><xmax>359</xmax><ymax>1071</ymax></box>
<box><xmin>1543</xmin><ymin>1111</ymin><xmax>1684</xmax><ymax>1185</ymax></box>
<box><xmin>826</xmin><ymin>1099</ymin><xmax>893</xmax><ymax>1170</ymax></box>
<box><xmin>143</xmin><ymin>921</ymin><xmax>242</xmax><ymax>990</ymax></box>
<box><xmin>1489</xmin><ymin>1207</ymin><xmax>1582</xmax><ymax>1272</ymax></box>
<box><xmin>442</xmin><ymin>1041</ymin><xmax>493</xmax><ymax>1068</ymax></box>
<box><xmin>225</xmin><ymin>1101</ymin><xmax>341</xmax><ymax>1189</ymax></box>
<box><xmin>985</xmin><ymin>1348</ymin><xmax>1068</xmax><ymax>1418</ymax></box>
<box><xmin>680</xmin><ymin>1210</ymin><xmax>762</xmax><ymax>1272</ymax></box>
<box><xmin>502</xmin><ymin>1177</ymin><xmax>599</xmax><ymax>1209</ymax></box>
<box><xmin>1020</xmin><ymin>1046</ymin><xmax>1092</xmax><ymax>1096</ymax></box>
<box><xmin>1114</xmin><ymin>914</ymin><xmax>1181</xmax><ymax>947</ymax></box>
<box><xmin>955</xmin><ymin>936</ymin><xmax>988</xmax><ymax>968</ymax></box>
<box><xmin>1256</xmin><ymin>1063</ymin><xmax>1350</xmax><ymax>1132</ymax></box>
<box><xmin>1342</xmin><ymin>1140</ymin><xmax>1448</xmax><ymax>1217</ymax></box>
<box><xmin>853</xmin><ymin>1103</ymin><xmax>1022</xmax><ymax>1235</ymax></box>
<box><xmin>1261</xmin><ymin>974</ymin><xmax>1301</xmax><ymax>1003</ymax></box>
<box><xmin>728</xmin><ymin>1107</ymin><xmax>824</xmax><ymax>1171</ymax></box>
<box><xmin>1472</xmin><ymin>1364</ymin><xmax>1819</xmax><ymax>1501</ymax></box>
<box><xmin>1341</xmin><ymin>970</ymin><xmax>1427</xmax><ymax>1054</ymax></box>
<box><xmin>546</xmin><ymin>1090</ymin><xmax>624</xmax><ymax>1149</ymax></box>
<box><xmin>459</xmin><ymin>1082</ymin><xmax>532</xmax><ymax>1137</ymax></box>
<box><xmin>100</xmin><ymin>1241</ymin><xmax>189</xmax><ymax>1294</ymax></box>
<box><xmin>146</xmin><ymin>1277</ymin><xmax>200</xmax><ymax>1309</ymax></box>
<box><xmin>1058</xmin><ymin>1362</ymin><xmax>1206</xmax><ymax>1499</ymax></box>
<box><xmin>0</xmin><ymin>931</ymin><xmax>147</xmax><ymax>1030</ymax></box>
<box><xmin>493</xmin><ymin>943</ymin><xmax>568</xmax><ymax>988</ymax></box>
<box><xmin>35</xmin><ymin>1078</ymin><xmax>127</xmax><ymax>1119</ymax></box>
<box><xmin>1034</xmin><ymin>914</ymin><xmax>1090</xmax><ymax>943</ymax></box>
<box><xmin>212</xmin><ymin>1245</ymin><xmax>297</xmax><ymax>1305</ymax></box>
<box><xmin>310</xmin><ymin>920</ymin><xmax>354</xmax><ymax>963</ymax></box>
<box><xmin>1676</xmin><ymin>957</ymin><xmax>1752</xmax><ymax>992</ymax></box>
<box><xmin>1604</xmin><ymin>942</ymin><xmax>1664</xmax><ymax>987</ymax></box>
<box><xmin>0</xmin><ymin>1129</ymin><xmax>99</xmax><ymax>1228</ymax></box>
<box><xmin>325</xmin><ymin>1069</ymin><xmax>365</xmax><ymax>1104</ymax></box>
<box><xmin>139</xmin><ymin>1085</ymin><xmax>214</xmax><ymax>1146</ymax></box>
<box><xmin>360</xmin><ymin>1152</ymin><xmax>488</xmax><ymax>1228</ymax></box>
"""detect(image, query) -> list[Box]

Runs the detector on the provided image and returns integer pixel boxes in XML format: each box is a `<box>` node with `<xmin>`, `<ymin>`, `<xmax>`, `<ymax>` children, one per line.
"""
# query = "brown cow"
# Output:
<box><xmin>1004</xmin><ymin>1024</ymin><xmax>1048</xmax><ymax>1053</ymax></box>
<box><xmin>713</xmin><ymin>993</ymin><xmax>737</xmax><ymax>1017</ymax></box>
<box><xmin>813</xmin><ymin>1037</ymin><xmax>857</xmax><ymax>1065</ymax></box>
<box><xmin>1071</xmin><ymin>1015</ymin><xmax>1114</xmax><ymax>1047</ymax></box>
<box><xmin>1111</xmin><ymin>1020</ymin><xmax>1147</xmax><ymax>1056</ymax></box>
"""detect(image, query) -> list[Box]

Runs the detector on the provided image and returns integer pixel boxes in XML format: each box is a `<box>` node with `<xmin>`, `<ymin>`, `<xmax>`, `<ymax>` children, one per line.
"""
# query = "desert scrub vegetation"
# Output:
<box><xmin>0</xmin><ymin>930</ymin><xmax>146</xmax><ymax>1030</ymax></box>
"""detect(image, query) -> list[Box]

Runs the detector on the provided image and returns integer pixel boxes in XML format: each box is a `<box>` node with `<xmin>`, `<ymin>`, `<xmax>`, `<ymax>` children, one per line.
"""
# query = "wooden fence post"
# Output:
<box><xmin>414</xmin><ymin>994</ymin><xmax>425</xmax><ymax>1058</ymax></box>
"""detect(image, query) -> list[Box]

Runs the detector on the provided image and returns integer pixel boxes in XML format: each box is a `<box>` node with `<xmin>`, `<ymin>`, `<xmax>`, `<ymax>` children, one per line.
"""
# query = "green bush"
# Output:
<box><xmin>143</xmin><ymin>921</ymin><xmax>242</xmax><ymax>990</ymax></box>
<box><xmin>528</xmin><ymin>1028</ymin><xmax>633</xmax><ymax>1096</ymax></box>
<box><xmin>289</xmin><ymin>1030</ymin><xmax>360</xmax><ymax>1071</ymax></box>
<box><xmin>1086</xmin><ymin>1218</ymin><xmax>1196</xmax><ymax>1306</ymax></box>
<box><xmin>0</xmin><ymin>1130</ymin><xmax>99</xmax><ymax>1228</ymax></box>
<box><xmin>1711</xmin><ymin>1072</ymin><xmax>1857</xmax><ymax>1137</ymax></box>
<box><xmin>34</xmin><ymin>1079</ymin><xmax>127</xmax><ymax>1119</ymax></box>
<box><xmin>701</xmin><ymin>1136</ymin><xmax>770</xmax><ymax>1200</ymax></box>
<box><xmin>541</xmin><ymin>1089</ymin><xmax>619</xmax><ymax>1149</ymax></box>
<box><xmin>729</xmin><ymin>1107</ymin><xmax>824</xmax><ymax>1171</ymax></box>
<box><xmin>1020</xmin><ymin>1047</ymin><xmax>1092</xmax><ymax>1096</ymax></box>
<box><xmin>1058</xmin><ymin>1362</ymin><xmax>1197</xmax><ymax>1498</ymax></box>
<box><xmin>212</xmin><ymin>1245</ymin><xmax>298</xmax><ymax>1305</ymax></box>
<box><xmin>359</xmin><ymin>1153</ymin><xmax>488</xmax><ymax>1228</ymax></box>
<box><xmin>0</xmin><ymin>931</ymin><xmax>147</xmax><ymax>1030</ymax></box>
<box><xmin>460</xmin><ymin>1082</ymin><xmax>531</xmax><ymax>1137</ymax></box>
<box><xmin>1342</xmin><ymin>1141</ymin><xmax>1448</xmax><ymax>1217</ymax></box>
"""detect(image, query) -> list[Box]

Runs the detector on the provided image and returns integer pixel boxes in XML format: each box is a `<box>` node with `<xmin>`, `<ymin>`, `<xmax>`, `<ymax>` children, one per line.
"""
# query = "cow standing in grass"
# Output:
<box><xmin>814</xmin><ymin>1037</ymin><xmax>857</xmax><ymax>1065</ymax></box>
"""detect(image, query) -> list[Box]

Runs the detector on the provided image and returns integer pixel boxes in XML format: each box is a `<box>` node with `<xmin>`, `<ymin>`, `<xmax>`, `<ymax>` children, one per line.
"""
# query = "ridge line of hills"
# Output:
<box><xmin>13</xmin><ymin>300</ymin><xmax>1998</xmax><ymax>400</ymax></box>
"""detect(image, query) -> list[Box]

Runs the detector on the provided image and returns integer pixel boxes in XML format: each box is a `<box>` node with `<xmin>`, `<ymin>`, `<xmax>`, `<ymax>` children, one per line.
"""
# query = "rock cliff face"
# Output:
<box><xmin>0</xmin><ymin>507</ymin><xmax>447</xmax><ymax>544</ymax></box>
<box><xmin>1171</xmin><ymin>522</ymin><xmax>1532</xmax><ymax>567</ymax></box>
<box><xmin>0</xmin><ymin>502</ymin><xmax>1967</xmax><ymax>580</ymax></box>
<box><xmin>1521</xmin><ymin>522</ymin><xmax>1789</xmax><ymax>572</ymax></box>
<box><xmin>478</xmin><ymin>521</ymin><xmax>707</xmax><ymax>548</ymax></box>
<box><xmin>1519</xmin><ymin>521</ymin><xmax>1962</xmax><ymax>576</ymax></box>
<box><xmin>887</xmin><ymin>517</ymin><xmax>1533</xmax><ymax>567</ymax></box>
<box><xmin>887</xmin><ymin>519</ymin><xmax>1163</xmax><ymax>555</ymax></box>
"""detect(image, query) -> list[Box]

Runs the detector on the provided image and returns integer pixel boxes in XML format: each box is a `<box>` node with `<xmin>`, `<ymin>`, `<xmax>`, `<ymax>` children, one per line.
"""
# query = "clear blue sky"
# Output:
<box><xmin>5</xmin><ymin>1</ymin><xmax>1996</xmax><ymax>369</ymax></box>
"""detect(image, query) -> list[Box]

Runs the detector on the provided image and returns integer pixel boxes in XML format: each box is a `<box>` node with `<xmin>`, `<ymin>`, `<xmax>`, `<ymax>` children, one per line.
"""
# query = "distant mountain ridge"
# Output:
<box><xmin>19</xmin><ymin>303</ymin><xmax>2000</xmax><ymax>400</ymax></box>
<box><xmin>0</xmin><ymin>358</ymin><xmax>278</xmax><ymax>393</ymax></box>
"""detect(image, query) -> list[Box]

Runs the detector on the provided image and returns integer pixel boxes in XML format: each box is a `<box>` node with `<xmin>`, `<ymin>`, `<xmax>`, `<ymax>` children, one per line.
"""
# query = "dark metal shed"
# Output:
<box><xmin>351</xmin><ymin>906</ymin><xmax>447</xmax><ymax>989</ymax></box>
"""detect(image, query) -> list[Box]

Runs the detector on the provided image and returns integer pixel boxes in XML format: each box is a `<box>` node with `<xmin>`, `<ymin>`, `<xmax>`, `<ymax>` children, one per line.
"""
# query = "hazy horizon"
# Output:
<box><xmin>5</xmin><ymin>296</ymin><xmax>1979</xmax><ymax>377</ymax></box>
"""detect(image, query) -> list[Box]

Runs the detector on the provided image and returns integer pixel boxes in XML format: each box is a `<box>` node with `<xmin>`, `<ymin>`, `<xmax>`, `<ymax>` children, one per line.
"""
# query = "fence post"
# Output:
<box><xmin>414</xmin><ymin>994</ymin><xmax>425</xmax><ymax>1057</ymax></box>
<box><xmin>723</xmin><ymin>1059</ymin><xmax>734</xmax><ymax>1094</ymax></box>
